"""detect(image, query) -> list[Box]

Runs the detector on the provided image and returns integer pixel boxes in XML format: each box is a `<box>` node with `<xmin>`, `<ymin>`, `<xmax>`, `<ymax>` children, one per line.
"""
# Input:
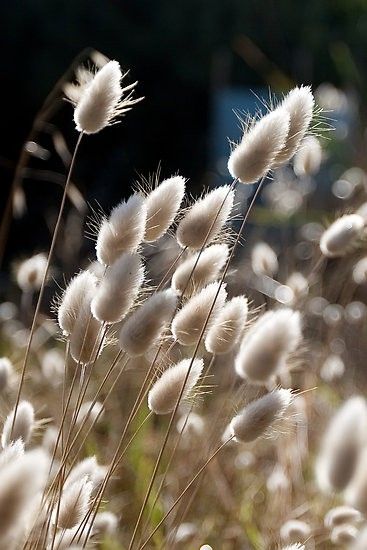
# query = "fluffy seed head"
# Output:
<box><xmin>76</xmin><ymin>401</ymin><xmax>104</xmax><ymax>426</ymax></box>
<box><xmin>273</xmin><ymin>86</ymin><xmax>315</xmax><ymax>167</ymax></box>
<box><xmin>330</xmin><ymin>524</ymin><xmax>358</xmax><ymax>545</ymax></box>
<box><xmin>344</xmin><ymin>447</ymin><xmax>367</xmax><ymax>513</ymax></box>
<box><xmin>0</xmin><ymin>358</ymin><xmax>13</xmax><ymax>392</ymax></box>
<box><xmin>148</xmin><ymin>358</ymin><xmax>204</xmax><ymax>415</ymax></box>
<box><xmin>320</xmin><ymin>354</ymin><xmax>345</xmax><ymax>382</ymax></box>
<box><xmin>119</xmin><ymin>289</ymin><xmax>177</xmax><ymax>356</ymax></box>
<box><xmin>316</xmin><ymin>396</ymin><xmax>367</xmax><ymax>493</ymax></box>
<box><xmin>69</xmin><ymin>286</ymin><xmax>104</xmax><ymax>364</ymax></box>
<box><xmin>280</xmin><ymin>520</ymin><xmax>311</xmax><ymax>544</ymax></box>
<box><xmin>96</xmin><ymin>194</ymin><xmax>147</xmax><ymax>266</ymax></box>
<box><xmin>16</xmin><ymin>253</ymin><xmax>47</xmax><ymax>292</ymax></box>
<box><xmin>0</xmin><ymin>440</ymin><xmax>24</xmax><ymax>470</ymax></box>
<box><xmin>56</xmin><ymin>476</ymin><xmax>93</xmax><ymax>529</ymax></box>
<box><xmin>57</xmin><ymin>270</ymin><xmax>98</xmax><ymax>336</ymax></box>
<box><xmin>324</xmin><ymin>506</ymin><xmax>362</xmax><ymax>528</ymax></box>
<box><xmin>320</xmin><ymin>214</ymin><xmax>364</xmax><ymax>258</ymax></box>
<box><xmin>144</xmin><ymin>176</ymin><xmax>186</xmax><ymax>242</ymax></box>
<box><xmin>0</xmin><ymin>449</ymin><xmax>49</xmax><ymax>545</ymax></box>
<box><xmin>2</xmin><ymin>401</ymin><xmax>35</xmax><ymax>448</ymax></box>
<box><xmin>235</xmin><ymin>308</ymin><xmax>302</xmax><ymax>384</ymax></box>
<box><xmin>93</xmin><ymin>511</ymin><xmax>118</xmax><ymax>536</ymax></box>
<box><xmin>171</xmin><ymin>281</ymin><xmax>227</xmax><ymax>346</ymax></box>
<box><xmin>91</xmin><ymin>252</ymin><xmax>144</xmax><ymax>323</ymax></box>
<box><xmin>172</xmin><ymin>244</ymin><xmax>229</xmax><ymax>296</ymax></box>
<box><xmin>65</xmin><ymin>456</ymin><xmax>105</xmax><ymax>490</ymax></box>
<box><xmin>41</xmin><ymin>348</ymin><xmax>65</xmax><ymax>387</ymax></box>
<box><xmin>176</xmin><ymin>186</ymin><xmax>234</xmax><ymax>250</ymax></box>
<box><xmin>353</xmin><ymin>257</ymin><xmax>367</xmax><ymax>284</ymax></box>
<box><xmin>227</xmin><ymin>108</ymin><xmax>290</xmax><ymax>184</ymax></box>
<box><xmin>251</xmin><ymin>242</ymin><xmax>278</xmax><ymax>277</ymax></box>
<box><xmin>230</xmin><ymin>388</ymin><xmax>293</xmax><ymax>443</ymax></box>
<box><xmin>73</xmin><ymin>60</ymin><xmax>139</xmax><ymax>134</ymax></box>
<box><xmin>286</xmin><ymin>272</ymin><xmax>309</xmax><ymax>303</ymax></box>
<box><xmin>293</xmin><ymin>135</ymin><xmax>322</xmax><ymax>176</ymax></box>
<box><xmin>205</xmin><ymin>295</ymin><xmax>248</xmax><ymax>355</ymax></box>
<box><xmin>352</xmin><ymin>526</ymin><xmax>367</xmax><ymax>550</ymax></box>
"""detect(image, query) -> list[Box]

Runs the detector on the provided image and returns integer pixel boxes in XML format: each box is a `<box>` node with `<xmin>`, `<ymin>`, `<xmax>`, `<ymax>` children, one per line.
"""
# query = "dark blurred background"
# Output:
<box><xmin>1</xmin><ymin>0</ymin><xmax>367</xmax><ymax>275</ymax></box>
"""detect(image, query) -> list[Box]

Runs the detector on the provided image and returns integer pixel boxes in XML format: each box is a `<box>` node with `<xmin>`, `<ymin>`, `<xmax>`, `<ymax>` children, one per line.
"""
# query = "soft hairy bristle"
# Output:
<box><xmin>251</xmin><ymin>242</ymin><xmax>278</xmax><ymax>277</ymax></box>
<box><xmin>2</xmin><ymin>400</ymin><xmax>35</xmax><ymax>448</ymax></box>
<box><xmin>273</xmin><ymin>86</ymin><xmax>315</xmax><ymax>167</ymax></box>
<box><xmin>235</xmin><ymin>308</ymin><xmax>302</xmax><ymax>384</ymax></box>
<box><xmin>230</xmin><ymin>388</ymin><xmax>293</xmax><ymax>443</ymax></box>
<box><xmin>56</xmin><ymin>476</ymin><xmax>93</xmax><ymax>529</ymax></box>
<box><xmin>280</xmin><ymin>519</ymin><xmax>311</xmax><ymax>544</ymax></box>
<box><xmin>91</xmin><ymin>252</ymin><xmax>144</xmax><ymax>323</ymax></box>
<box><xmin>324</xmin><ymin>506</ymin><xmax>362</xmax><ymax>528</ymax></box>
<box><xmin>320</xmin><ymin>214</ymin><xmax>364</xmax><ymax>258</ymax></box>
<box><xmin>74</xmin><ymin>60</ymin><xmax>139</xmax><ymax>134</ymax></box>
<box><xmin>0</xmin><ymin>440</ymin><xmax>24</xmax><ymax>469</ymax></box>
<box><xmin>172</xmin><ymin>244</ymin><xmax>229</xmax><ymax>296</ymax></box>
<box><xmin>57</xmin><ymin>270</ymin><xmax>98</xmax><ymax>336</ymax></box>
<box><xmin>176</xmin><ymin>186</ymin><xmax>234</xmax><ymax>250</ymax></box>
<box><xmin>293</xmin><ymin>135</ymin><xmax>322</xmax><ymax>176</ymax></box>
<box><xmin>205</xmin><ymin>295</ymin><xmax>248</xmax><ymax>355</ymax></box>
<box><xmin>16</xmin><ymin>253</ymin><xmax>47</xmax><ymax>292</ymax></box>
<box><xmin>227</xmin><ymin>109</ymin><xmax>290</xmax><ymax>184</ymax></box>
<box><xmin>0</xmin><ymin>357</ymin><xmax>13</xmax><ymax>392</ymax></box>
<box><xmin>0</xmin><ymin>449</ymin><xmax>48</xmax><ymax>545</ymax></box>
<box><xmin>119</xmin><ymin>289</ymin><xmax>177</xmax><ymax>356</ymax></box>
<box><xmin>148</xmin><ymin>358</ymin><xmax>204</xmax><ymax>415</ymax></box>
<box><xmin>171</xmin><ymin>281</ymin><xmax>227</xmax><ymax>346</ymax></box>
<box><xmin>316</xmin><ymin>396</ymin><xmax>367</xmax><ymax>493</ymax></box>
<box><xmin>144</xmin><ymin>176</ymin><xmax>186</xmax><ymax>242</ymax></box>
<box><xmin>96</xmin><ymin>193</ymin><xmax>147</xmax><ymax>266</ymax></box>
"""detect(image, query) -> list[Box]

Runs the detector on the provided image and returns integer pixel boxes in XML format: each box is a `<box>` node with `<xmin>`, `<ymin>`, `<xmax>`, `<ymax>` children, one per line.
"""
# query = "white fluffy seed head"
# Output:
<box><xmin>352</xmin><ymin>526</ymin><xmax>367</xmax><ymax>550</ymax></box>
<box><xmin>273</xmin><ymin>86</ymin><xmax>314</xmax><ymax>168</ymax></box>
<box><xmin>171</xmin><ymin>281</ymin><xmax>227</xmax><ymax>346</ymax></box>
<box><xmin>16</xmin><ymin>253</ymin><xmax>47</xmax><ymax>292</ymax></box>
<box><xmin>316</xmin><ymin>396</ymin><xmax>367</xmax><ymax>493</ymax></box>
<box><xmin>96</xmin><ymin>194</ymin><xmax>147</xmax><ymax>266</ymax></box>
<box><xmin>330</xmin><ymin>524</ymin><xmax>358</xmax><ymax>545</ymax></box>
<box><xmin>324</xmin><ymin>506</ymin><xmax>362</xmax><ymax>528</ymax></box>
<box><xmin>73</xmin><ymin>60</ymin><xmax>139</xmax><ymax>134</ymax></box>
<box><xmin>57</xmin><ymin>270</ymin><xmax>98</xmax><ymax>336</ymax></box>
<box><xmin>176</xmin><ymin>186</ymin><xmax>234</xmax><ymax>250</ymax></box>
<box><xmin>286</xmin><ymin>272</ymin><xmax>309</xmax><ymax>303</ymax></box>
<box><xmin>0</xmin><ymin>449</ymin><xmax>49</xmax><ymax>545</ymax></box>
<box><xmin>76</xmin><ymin>401</ymin><xmax>104</xmax><ymax>427</ymax></box>
<box><xmin>56</xmin><ymin>476</ymin><xmax>93</xmax><ymax>529</ymax></box>
<box><xmin>293</xmin><ymin>135</ymin><xmax>322</xmax><ymax>176</ymax></box>
<box><xmin>251</xmin><ymin>242</ymin><xmax>278</xmax><ymax>277</ymax></box>
<box><xmin>205</xmin><ymin>295</ymin><xmax>248</xmax><ymax>355</ymax></box>
<box><xmin>320</xmin><ymin>354</ymin><xmax>345</xmax><ymax>382</ymax></box>
<box><xmin>353</xmin><ymin>257</ymin><xmax>367</xmax><ymax>284</ymax></box>
<box><xmin>344</xmin><ymin>447</ymin><xmax>367</xmax><ymax>513</ymax></box>
<box><xmin>2</xmin><ymin>401</ymin><xmax>35</xmax><ymax>448</ymax></box>
<box><xmin>280</xmin><ymin>520</ymin><xmax>311</xmax><ymax>544</ymax></box>
<box><xmin>93</xmin><ymin>511</ymin><xmax>118</xmax><ymax>536</ymax></box>
<box><xmin>119</xmin><ymin>289</ymin><xmax>177</xmax><ymax>357</ymax></box>
<box><xmin>0</xmin><ymin>440</ymin><xmax>24</xmax><ymax>470</ymax></box>
<box><xmin>230</xmin><ymin>388</ymin><xmax>293</xmax><ymax>443</ymax></box>
<box><xmin>0</xmin><ymin>358</ymin><xmax>13</xmax><ymax>392</ymax></box>
<box><xmin>65</xmin><ymin>456</ymin><xmax>104</xmax><ymax>490</ymax></box>
<box><xmin>227</xmin><ymin>108</ymin><xmax>290</xmax><ymax>184</ymax></box>
<box><xmin>235</xmin><ymin>309</ymin><xmax>302</xmax><ymax>384</ymax></box>
<box><xmin>148</xmin><ymin>358</ymin><xmax>204</xmax><ymax>415</ymax></box>
<box><xmin>91</xmin><ymin>252</ymin><xmax>144</xmax><ymax>323</ymax></box>
<box><xmin>69</xmin><ymin>285</ymin><xmax>104</xmax><ymax>365</ymax></box>
<box><xmin>320</xmin><ymin>214</ymin><xmax>364</xmax><ymax>258</ymax></box>
<box><xmin>356</xmin><ymin>201</ymin><xmax>367</xmax><ymax>224</ymax></box>
<box><xmin>144</xmin><ymin>176</ymin><xmax>186</xmax><ymax>242</ymax></box>
<box><xmin>172</xmin><ymin>244</ymin><xmax>229</xmax><ymax>296</ymax></box>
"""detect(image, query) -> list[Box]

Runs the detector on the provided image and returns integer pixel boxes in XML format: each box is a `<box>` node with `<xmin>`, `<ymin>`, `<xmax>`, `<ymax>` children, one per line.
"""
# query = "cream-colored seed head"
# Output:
<box><xmin>91</xmin><ymin>252</ymin><xmax>144</xmax><ymax>324</ymax></box>
<box><xmin>230</xmin><ymin>388</ymin><xmax>293</xmax><ymax>443</ymax></box>
<box><xmin>273</xmin><ymin>85</ymin><xmax>315</xmax><ymax>167</ymax></box>
<box><xmin>1</xmin><ymin>401</ymin><xmax>35</xmax><ymax>448</ymax></box>
<box><xmin>96</xmin><ymin>194</ymin><xmax>147</xmax><ymax>266</ymax></box>
<box><xmin>228</xmin><ymin>108</ymin><xmax>290</xmax><ymax>184</ymax></box>
<box><xmin>330</xmin><ymin>524</ymin><xmax>358</xmax><ymax>545</ymax></box>
<box><xmin>74</xmin><ymin>60</ymin><xmax>140</xmax><ymax>134</ymax></box>
<box><xmin>176</xmin><ymin>186</ymin><xmax>234</xmax><ymax>250</ymax></box>
<box><xmin>148</xmin><ymin>358</ymin><xmax>204</xmax><ymax>415</ymax></box>
<box><xmin>294</xmin><ymin>135</ymin><xmax>322</xmax><ymax>176</ymax></box>
<box><xmin>235</xmin><ymin>309</ymin><xmax>302</xmax><ymax>384</ymax></box>
<box><xmin>119</xmin><ymin>289</ymin><xmax>177</xmax><ymax>357</ymax></box>
<box><xmin>16</xmin><ymin>253</ymin><xmax>47</xmax><ymax>292</ymax></box>
<box><xmin>57</xmin><ymin>270</ymin><xmax>98</xmax><ymax>336</ymax></box>
<box><xmin>171</xmin><ymin>281</ymin><xmax>227</xmax><ymax>346</ymax></box>
<box><xmin>320</xmin><ymin>214</ymin><xmax>364</xmax><ymax>258</ymax></box>
<box><xmin>251</xmin><ymin>242</ymin><xmax>278</xmax><ymax>277</ymax></box>
<box><xmin>172</xmin><ymin>244</ymin><xmax>229</xmax><ymax>296</ymax></box>
<box><xmin>0</xmin><ymin>358</ymin><xmax>13</xmax><ymax>392</ymax></box>
<box><xmin>280</xmin><ymin>519</ymin><xmax>311</xmax><ymax>544</ymax></box>
<box><xmin>144</xmin><ymin>176</ymin><xmax>186</xmax><ymax>242</ymax></box>
<box><xmin>353</xmin><ymin>257</ymin><xmax>367</xmax><ymax>284</ymax></box>
<box><xmin>56</xmin><ymin>476</ymin><xmax>93</xmax><ymax>529</ymax></box>
<box><xmin>324</xmin><ymin>506</ymin><xmax>362</xmax><ymax>528</ymax></box>
<box><xmin>205</xmin><ymin>295</ymin><xmax>248</xmax><ymax>355</ymax></box>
